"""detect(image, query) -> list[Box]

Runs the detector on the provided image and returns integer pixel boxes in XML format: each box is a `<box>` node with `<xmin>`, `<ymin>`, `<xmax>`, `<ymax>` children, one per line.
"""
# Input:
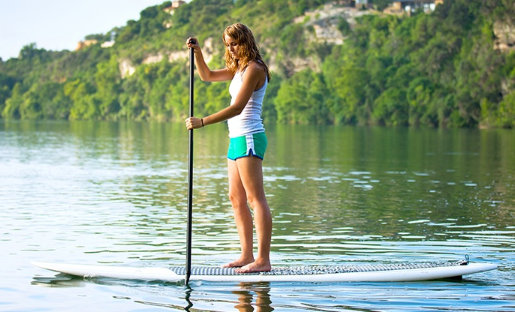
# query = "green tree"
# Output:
<box><xmin>0</xmin><ymin>73</ymin><xmax>16</xmax><ymax>114</ymax></box>
<box><xmin>406</xmin><ymin>77</ymin><xmax>435</xmax><ymax>126</ymax></box>
<box><xmin>94</xmin><ymin>56</ymin><xmax>122</xmax><ymax>119</ymax></box>
<box><xmin>275</xmin><ymin>69</ymin><xmax>328</xmax><ymax>124</ymax></box>
<box><xmin>2</xmin><ymin>83</ymin><xmax>23</xmax><ymax>119</ymax></box>
<box><xmin>19</xmin><ymin>86</ymin><xmax>43</xmax><ymax>119</ymax></box>
<box><xmin>64</xmin><ymin>79</ymin><xmax>97</xmax><ymax>120</ymax></box>
<box><xmin>496</xmin><ymin>91</ymin><xmax>515</xmax><ymax>128</ymax></box>
<box><xmin>373</xmin><ymin>88</ymin><xmax>408</xmax><ymax>126</ymax></box>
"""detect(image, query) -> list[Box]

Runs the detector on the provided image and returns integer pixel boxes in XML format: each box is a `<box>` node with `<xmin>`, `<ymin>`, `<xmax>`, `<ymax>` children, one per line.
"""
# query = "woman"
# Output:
<box><xmin>185</xmin><ymin>23</ymin><xmax>272</xmax><ymax>273</ymax></box>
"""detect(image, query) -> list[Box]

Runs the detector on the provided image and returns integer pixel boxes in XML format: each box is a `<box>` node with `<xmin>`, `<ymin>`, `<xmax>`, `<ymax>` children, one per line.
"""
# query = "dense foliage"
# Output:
<box><xmin>0</xmin><ymin>0</ymin><xmax>513</xmax><ymax>128</ymax></box>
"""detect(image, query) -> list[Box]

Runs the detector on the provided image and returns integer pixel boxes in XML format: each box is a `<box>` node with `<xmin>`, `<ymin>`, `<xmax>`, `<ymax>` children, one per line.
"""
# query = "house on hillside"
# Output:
<box><xmin>164</xmin><ymin>0</ymin><xmax>186</xmax><ymax>15</ymax></box>
<box><xmin>335</xmin><ymin>0</ymin><xmax>355</xmax><ymax>7</ymax></box>
<box><xmin>101</xmin><ymin>41</ymin><xmax>115</xmax><ymax>48</ymax></box>
<box><xmin>75</xmin><ymin>39</ymin><xmax>98</xmax><ymax>51</ymax></box>
<box><xmin>384</xmin><ymin>0</ymin><xmax>444</xmax><ymax>15</ymax></box>
<box><xmin>355</xmin><ymin>0</ymin><xmax>370</xmax><ymax>9</ymax></box>
<box><xmin>101</xmin><ymin>32</ymin><xmax>116</xmax><ymax>49</ymax></box>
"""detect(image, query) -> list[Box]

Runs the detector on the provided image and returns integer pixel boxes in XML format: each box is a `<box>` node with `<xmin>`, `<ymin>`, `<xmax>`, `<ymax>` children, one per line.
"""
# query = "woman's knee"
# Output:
<box><xmin>229</xmin><ymin>189</ymin><xmax>247</xmax><ymax>208</ymax></box>
<box><xmin>246</xmin><ymin>193</ymin><xmax>268</xmax><ymax>211</ymax></box>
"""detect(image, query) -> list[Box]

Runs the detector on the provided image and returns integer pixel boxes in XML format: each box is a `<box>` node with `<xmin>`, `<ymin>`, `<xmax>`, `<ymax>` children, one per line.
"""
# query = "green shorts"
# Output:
<box><xmin>227</xmin><ymin>132</ymin><xmax>267</xmax><ymax>161</ymax></box>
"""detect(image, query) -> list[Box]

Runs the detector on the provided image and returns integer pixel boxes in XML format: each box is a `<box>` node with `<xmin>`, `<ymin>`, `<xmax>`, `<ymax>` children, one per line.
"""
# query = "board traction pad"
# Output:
<box><xmin>170</xmin><ymin>260</ymin><xmax>469</xmax><ymax>276</ymax></box>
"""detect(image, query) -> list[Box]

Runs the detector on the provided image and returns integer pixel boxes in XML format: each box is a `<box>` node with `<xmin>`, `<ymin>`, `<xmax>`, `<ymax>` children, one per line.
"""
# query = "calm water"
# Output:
<box><xmin>1</xmin><ymin>120</ymin><xmax>514</xmax><ymax>311</ymax></box>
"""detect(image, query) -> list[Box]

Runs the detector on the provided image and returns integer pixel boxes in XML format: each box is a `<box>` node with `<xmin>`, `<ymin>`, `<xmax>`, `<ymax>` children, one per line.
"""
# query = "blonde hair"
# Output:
<box><xmin>223</xmin><ymin>23</ymin><xmax>270</xmax><ymax>81</ymax></box>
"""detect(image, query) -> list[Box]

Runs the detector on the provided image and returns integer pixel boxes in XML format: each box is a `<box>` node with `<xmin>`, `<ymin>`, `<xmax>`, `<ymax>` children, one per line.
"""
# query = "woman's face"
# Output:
<box><xmin>224</xmin><ymin>35</ymin><xmax>240</xmax><ymax>60</ymax></box>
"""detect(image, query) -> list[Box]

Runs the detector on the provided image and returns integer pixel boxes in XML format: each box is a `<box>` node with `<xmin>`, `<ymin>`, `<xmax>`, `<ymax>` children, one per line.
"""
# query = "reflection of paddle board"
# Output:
<box><xmin>34</xmin><ymin>259</ymin><xmax>496</xmax><ymax>283</ymax></box>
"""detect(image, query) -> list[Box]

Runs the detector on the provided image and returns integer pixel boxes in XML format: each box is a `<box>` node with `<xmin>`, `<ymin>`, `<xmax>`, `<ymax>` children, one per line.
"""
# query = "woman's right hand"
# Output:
<box><xmin>185</xmin><ymin>117</ymin><xmax>204</xmax><ymax>130</ymax></box>
<box><xmin>186</xmin><ymin>37</ymin><xmax>200</xmax><ymax>53</ymax></box>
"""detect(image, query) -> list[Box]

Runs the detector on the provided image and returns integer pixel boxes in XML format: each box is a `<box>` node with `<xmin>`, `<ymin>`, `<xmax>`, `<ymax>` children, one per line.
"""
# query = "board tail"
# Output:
<box><xmin>33</xmin><ymin>262</ymin><xmax>182</xmax><ymax>283</ymax></box>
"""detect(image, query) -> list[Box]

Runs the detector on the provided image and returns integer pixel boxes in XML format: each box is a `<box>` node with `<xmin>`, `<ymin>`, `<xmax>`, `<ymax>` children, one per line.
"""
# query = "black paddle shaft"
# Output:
<box><xmin>186</xmin><ymin>39</ymin><xmax>195</xmax><ymax>285</ymax></box>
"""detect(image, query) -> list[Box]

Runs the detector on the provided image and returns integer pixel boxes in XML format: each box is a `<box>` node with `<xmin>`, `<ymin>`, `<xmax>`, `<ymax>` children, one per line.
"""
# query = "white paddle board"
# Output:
<box><xmin>34</xmin><ymin>259</ymin><xmax>497</xmax><ymax>283</ymax></box>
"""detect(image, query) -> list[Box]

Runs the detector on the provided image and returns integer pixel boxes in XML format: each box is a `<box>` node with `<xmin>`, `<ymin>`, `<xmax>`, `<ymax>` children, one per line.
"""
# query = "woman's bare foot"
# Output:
<box><xmin>235</xmin><ymin>259</ymin><xmax>271</xmax><ymax>273</ymax></box>
<box><xmin>222</xmin><ymin>256</ymin><xmax>254</xmax><ymax>268</ymax></box>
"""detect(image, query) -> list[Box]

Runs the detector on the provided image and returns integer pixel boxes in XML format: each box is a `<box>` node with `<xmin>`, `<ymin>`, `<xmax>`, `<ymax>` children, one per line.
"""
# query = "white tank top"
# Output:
<box><xmin>227</xmin><ymin>69</ymin><xmax>267</xmax><ymax>138</ymax></box>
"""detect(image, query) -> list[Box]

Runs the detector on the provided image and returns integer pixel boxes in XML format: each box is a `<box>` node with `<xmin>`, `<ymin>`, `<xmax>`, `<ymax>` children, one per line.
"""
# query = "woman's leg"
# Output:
<box><xmin>223</xmin><ymin>159</ymin><xmax>255</xmax><ymax>268</ymax></box>
<box><xmin>234</xmin><ymin>156</ymin><xmax>272</xmax><ymax>273</ymax></box>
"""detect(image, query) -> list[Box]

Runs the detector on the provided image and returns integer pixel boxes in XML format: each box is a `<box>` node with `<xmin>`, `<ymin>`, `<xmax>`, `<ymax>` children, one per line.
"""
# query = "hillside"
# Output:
<box><xmin>0</xmin><ymin>0</ymin><xmax>514</xmax><ymax>128</ymax></box>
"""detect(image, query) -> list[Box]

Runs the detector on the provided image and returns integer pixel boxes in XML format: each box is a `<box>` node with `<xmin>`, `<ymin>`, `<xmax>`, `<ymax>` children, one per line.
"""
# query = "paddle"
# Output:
<box><xmin>186</xmin><ymin>38</ymin><xmax>195</xmax><ymax>285</ymax></box>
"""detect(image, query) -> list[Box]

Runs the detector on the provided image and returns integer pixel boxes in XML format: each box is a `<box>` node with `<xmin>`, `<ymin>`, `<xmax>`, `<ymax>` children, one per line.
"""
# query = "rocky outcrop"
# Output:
<box><xmin>168</xmin><ymin>37</ymin><xmax>215</xmax><ymax>63</ymax></box>
<box><xmin>119</xmin><ymin>37</ymin><xmax>216</xmax><ymax>78</ymax></box>
<box><xmin>270</xmin><ymin>2</ymin><xmax>371</xmax><ymax>74</ymax></box>
<box><xmin>119</xmin><ymin>59</ymin><xmax>136</xmax><ymax>78</ymax></box>
<box><xmin>494</xmin><ymin>21</ymin><xmax>515</xmax><ymax>52</ymax></box>
<box><xmin>168</xmin><ymin>50</ymin><xmax>189</xmax><ymax>63</ymax></box>
<box><xmin>143</xmin><ymin>53</ymin><xmax>164</xmax><ymax>64</ymax></box>
<box><xmin>167</xmin><ymin>38</ymin><xmax>214</xmax><ymax>63</ymax></box>
<box><xmin>294</xmin><ymin>3</ymin><xmax>370</xmax><ymax>44</ymax></box>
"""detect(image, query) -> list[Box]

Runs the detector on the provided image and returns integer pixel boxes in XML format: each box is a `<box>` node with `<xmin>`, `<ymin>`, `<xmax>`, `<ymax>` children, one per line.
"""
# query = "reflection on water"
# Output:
<box><xmin>31</xmin><ymin>273</ymin><xmax>86</xmax><ymax>288</ymax></box>
<box><xmin>1</xmin><ymin>120</ymin><xmax>514</xmax><ymax>311</ymax></box>
<box><xmin>233</xmin><ymin>283</ymin><xmax>273</xmax><ymax>312</ymax></box>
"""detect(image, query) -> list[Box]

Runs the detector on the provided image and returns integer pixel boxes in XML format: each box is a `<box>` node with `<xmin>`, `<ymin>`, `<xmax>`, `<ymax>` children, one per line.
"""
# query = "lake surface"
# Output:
<box><xmin>1</xmin><ymin>120</ymin><xmax>514</xmax><ymax>311</ymax></box>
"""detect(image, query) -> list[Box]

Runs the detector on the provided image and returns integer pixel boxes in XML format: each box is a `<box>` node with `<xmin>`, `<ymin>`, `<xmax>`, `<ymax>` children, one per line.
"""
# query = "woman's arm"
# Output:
<box><xmin>187</xmin><ymin>37</ymin><xmax>233</xmax><ymax>82</ymax></box>
<box><xmin>185</xmin><ymin>62</ymin><xmax>266</xmax><ymax>130</ymax></box>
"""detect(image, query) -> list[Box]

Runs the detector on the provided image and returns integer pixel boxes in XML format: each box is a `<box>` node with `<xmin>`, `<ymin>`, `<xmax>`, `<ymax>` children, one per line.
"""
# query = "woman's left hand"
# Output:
<box><xmin>185</xmin><ymin>117</ymin><xmax>203</xmax><ymax>130</ymax></box>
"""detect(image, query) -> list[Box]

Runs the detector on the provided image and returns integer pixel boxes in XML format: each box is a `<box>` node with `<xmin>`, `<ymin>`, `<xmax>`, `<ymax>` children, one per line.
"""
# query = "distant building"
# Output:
<box><xmin>164</xmin><ymin>0</ymin><xmax>186</xmax><ymax>15</ymax></box>
<box><xmin>101</xmin><ymin>41</ymin><xmax>115</xmax><ymax>48</ymax></box>
<box><xmin>383</xmin><ymin>1</ymin><xmax>404</xmax><ymax>15</ymax></box>
<box><xmin>335</xmin><ymin>0</ymin><xmax>356</xmax><ymax>7</ymax></box>
<box><xmin>384</xmin><ymin>0</ymin><xmax>444</xmax><ymax>15</ymax></box>
<box><xmin>101</xmin><ymin>31</ymin><xmax>116</xmax><ymax>49</ymax></box>
<box><xmin>75</xmin><ymin>39</ymin><xmax>98</xmax><ymax>51</ymax></box>
<box><xmin>355</xmin><ymin>0</ymin><xmax>370</xmax><ymax>9</ymax></box>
